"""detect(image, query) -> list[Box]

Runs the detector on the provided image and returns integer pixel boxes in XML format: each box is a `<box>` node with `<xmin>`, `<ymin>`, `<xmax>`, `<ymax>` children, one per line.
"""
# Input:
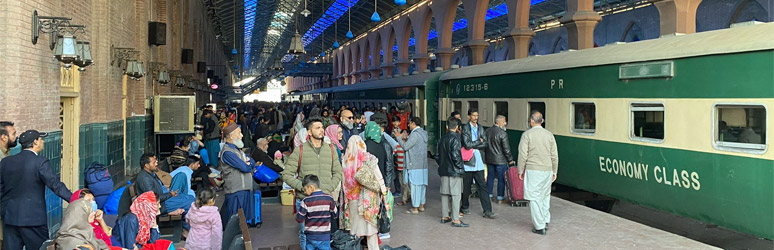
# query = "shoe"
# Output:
<box><xmin>497</xmin><ymin>199</ymin><xmax>506</xmax><ymax>205</ymax></box>
<box><xmin>440</xmin><ymin>217</ymin><xmax>452</xmax><ymax>224</ymax></box>
<box><xmin>532</xmin><ymin>228</ymin><xmax>546</xmax><ymax>235</ymax></box>
<box><xmin>459</xmin><ymin>212</ymin><xmax>464</xmax><ymax>217</ymax></box>
<box><xmin>378</xmin><ymin>233</ymin><xmax>391</xmax><ymax>239</ymax></box>
<box><xmin>483</xmin><ymin>212</ymin><xmax>497</xmax><ymax>219</ymax></box>
<box><xmin>451</xmin><ymin>221</ymin><xmax>470</xmax><ymax>228</ymax></box>
<box><xmin>461</xmin><ymin>209</ymin><xmax>471</xmax><ymax>215</ymax></box>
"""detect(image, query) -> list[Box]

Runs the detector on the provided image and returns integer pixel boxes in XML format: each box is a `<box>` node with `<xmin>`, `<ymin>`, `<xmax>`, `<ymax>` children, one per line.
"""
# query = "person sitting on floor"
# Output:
<box><xmin>52</xmin><ymin>198</ymin><xmax>122</xmax><ymax>250</ymax></box>
<box><xmin>69</xmin><ymin>189</ymin><xmax>114</xmax><ymax>247</ymax></box>
<box><xmin>185</xmin><ymin>189</ymin><xmax>222</xmax><ymax>250</ymax></box>
<box><xmin>111</xmin><ymin>191</ymin><xmax>175</xmax><ymax>250</ymax></box>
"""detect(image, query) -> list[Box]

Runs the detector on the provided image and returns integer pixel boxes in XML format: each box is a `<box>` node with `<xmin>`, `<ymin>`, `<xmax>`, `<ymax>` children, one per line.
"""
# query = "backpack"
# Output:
<box><xmin>84</xmin><ymin>161</ymin><xmax>114</xmax><ymax>209</ymax></box>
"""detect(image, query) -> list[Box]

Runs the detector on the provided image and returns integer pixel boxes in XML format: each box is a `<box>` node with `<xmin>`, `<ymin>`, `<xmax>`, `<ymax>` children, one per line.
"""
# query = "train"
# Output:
<box><xmin>287</xmin><ymin>21</ymin><xmax>773</xmax><ymax>239</ymax></box>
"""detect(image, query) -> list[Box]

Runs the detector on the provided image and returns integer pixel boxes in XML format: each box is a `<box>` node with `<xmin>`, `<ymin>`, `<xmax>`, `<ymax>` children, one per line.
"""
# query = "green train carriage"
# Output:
<box><xmin>436</xmin><ymin>22</ymin><xmax>774</xmax><ymax>239</ymax></box>
<box><xmin>302</xmin><ymin>72</ymin><xmax>444</xmax><ymax>154</ymax></box>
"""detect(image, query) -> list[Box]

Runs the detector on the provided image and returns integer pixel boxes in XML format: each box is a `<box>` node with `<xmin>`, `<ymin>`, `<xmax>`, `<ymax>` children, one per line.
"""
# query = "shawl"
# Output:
<box><xmin>293</xmin><ymin>128</ymin><xmax>308</xmax><ymax>148</ymax></box>
<box><xmin>131</xmin><ymin>191</ymin><xmax>158</xmax><ymax>246</ymax></box>
<box><xmin>342</xmin><ymin>136</ymin><xmax>368</xmax><ymax>201</ymax></box>
<box><xmin>69</xmin><ymin>190</ymin><xmax>112</xmax><ymax>247</ymax></box>
<box><xmin>325</xmin><ymin>125</ymin><xmax>343</xmax><ymax>150</ymax></box>
<box><xmin>363</xmin><ymin>121</ymin><xmax>382</xmax><ymax>143</ymax></box>
<box><xmin>341</xmin><ymin>136</ymin><xmax>383</xmax><ymax>228</ymax></box>
<box><xmin>293</xmin><ymin>113</ymin><xmax>305</xmax><ymax>133</ymax></box>
<box><xmin>54</xmin><ymin>199</ymin><xmax>109</xmax><ymax>250</ymax></box>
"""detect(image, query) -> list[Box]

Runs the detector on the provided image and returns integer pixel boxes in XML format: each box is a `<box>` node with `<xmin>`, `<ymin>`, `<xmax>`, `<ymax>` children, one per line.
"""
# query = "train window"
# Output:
<box><xmin>453</xmin><ymin>101</ymin><xmax>462</xmax><ymax>116</ymax></box>
<box><xmin>494</xmin><ymin>101</ymin><xmax>509</xmax><ymax>121</ymax></box>
<box><xmin>572</xmin><ymin>102</ymin><xmax>596</xmax><ymax>134</ymax></box>
<box><xmin>631</xmin><ymin>103</ymin><xmax>664</xmax><ymax>141</ymax></box>
<box><xmin>715</xmin><ymin>105</ymin><xmax>766</xmax><ymax>151</ymax></box>
<box><xmin>468</xmin><ymin>101</ymin><xmax>479</xmax><ymax>114</ymax></box>
<box><xmin>529</xmin><ymin>102</ymin><xmax>546</xmax><ymax>128</ymax></box>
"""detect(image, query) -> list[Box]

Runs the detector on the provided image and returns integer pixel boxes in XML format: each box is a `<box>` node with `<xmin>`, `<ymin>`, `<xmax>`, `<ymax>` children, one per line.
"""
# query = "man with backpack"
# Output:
<box><xmin>282</xmin><ymin>116</ymin><xmax>343</xmax><ymax>250</ymax></box>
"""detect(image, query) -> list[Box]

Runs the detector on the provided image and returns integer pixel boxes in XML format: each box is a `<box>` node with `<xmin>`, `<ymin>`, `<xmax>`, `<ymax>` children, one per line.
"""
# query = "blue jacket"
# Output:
<box><xmin>0</xmin><ymin>150</ymin><xmax>72</xmax><ymax>226</ymax></box>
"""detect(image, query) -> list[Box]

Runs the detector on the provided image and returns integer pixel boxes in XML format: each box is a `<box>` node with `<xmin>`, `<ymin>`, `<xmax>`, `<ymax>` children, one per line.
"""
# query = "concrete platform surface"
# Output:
<box><xmin>248</xmin><ymin>160</ymin><xmax>719</xmax><ymax>250</ymax></box>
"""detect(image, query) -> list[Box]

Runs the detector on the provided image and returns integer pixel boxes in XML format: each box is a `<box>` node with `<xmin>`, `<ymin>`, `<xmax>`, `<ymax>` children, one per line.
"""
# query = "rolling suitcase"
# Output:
<box><xmin>247</xmin><ymin>190</ymin><xmax>262</xmax><ymax>227</ymax></box>
<box><xmin>504</xmin><ymin>166</ymin><xmax>528</xmax><ymax>207</ymax></box>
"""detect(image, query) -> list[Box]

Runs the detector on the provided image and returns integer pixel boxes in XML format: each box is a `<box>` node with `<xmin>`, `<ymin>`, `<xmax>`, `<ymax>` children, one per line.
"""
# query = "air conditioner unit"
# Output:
<box><xmin>154</xmin><ymin>95</ymin><xmax>195</xmax><ymax>133</ymax></box>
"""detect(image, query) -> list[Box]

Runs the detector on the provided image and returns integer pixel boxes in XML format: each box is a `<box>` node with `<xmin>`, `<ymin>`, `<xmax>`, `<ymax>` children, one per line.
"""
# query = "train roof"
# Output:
<box><xmin>298</xmin><ymin>71</ymin><xmax>445</xmax><ymax>95</ymax></box>
<box><xmin>440</xmin><ymin>22</ymin><xmax>774</xmax><ymax>81</ymax></box>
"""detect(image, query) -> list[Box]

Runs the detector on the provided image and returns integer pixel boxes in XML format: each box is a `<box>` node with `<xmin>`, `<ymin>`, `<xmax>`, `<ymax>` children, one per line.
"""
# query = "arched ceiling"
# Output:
<box><xmin>206</xmin><ymin>0</ymin><xmax>647</xmax><ymax>78</ymax></box>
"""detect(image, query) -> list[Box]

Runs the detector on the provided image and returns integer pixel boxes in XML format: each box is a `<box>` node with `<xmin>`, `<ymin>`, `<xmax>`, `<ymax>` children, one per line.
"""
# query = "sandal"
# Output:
<box><xmin>418</xmin><ymin>207</ymin><xmax>425</xmax><ymax>212</ymax></box>
<box><xmin>404</xmin><ymin>210</ymin><xmax>419</xmax><ymax>214</ymax></box>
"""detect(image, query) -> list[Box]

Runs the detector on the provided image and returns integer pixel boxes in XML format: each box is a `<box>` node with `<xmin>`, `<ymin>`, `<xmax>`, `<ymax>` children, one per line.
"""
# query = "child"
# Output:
<box><xmin>296</xmin><ymin>175</ymin><xmax>338</xmax><ymax>250</ymax></box>
<box><xmin>186</xmin><ymin>189</ymin><xmax>222</xmax><ymax>250</ymax></box>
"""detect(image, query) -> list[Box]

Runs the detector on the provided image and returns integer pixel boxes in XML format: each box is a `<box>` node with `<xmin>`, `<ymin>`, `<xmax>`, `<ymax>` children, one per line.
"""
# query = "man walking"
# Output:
<box><xmin>485</xmin><ymin>115</ymin><xmax>515</xmax><ymax>204</ymax></box>
<box><xmin>460</xmin><ymin>109</ymin><xmax>495</xmax><ymax>218</ymax></box>
<box><xmin>0</xmin><ymin>130</ymin><xmax>72</xmax><ymax>250</ymax></box>
<box><xmin>517</xmin><ymin>111</ymin><xmax>558</xmax><ymax>235</ymax></box>
<box><xmin>395</xmin><ymin>117</ymin><xmax>428</xmax><ymax>214</ymax></box>
<box><xmin>438</xmin><ymin>118</ymin><xmax>468</xmax><ymax>227</ymax></box>
<box><xmin>283</xmin><ymin>116</ymin><xmax>343</xmax><ymax>250</ymax></box>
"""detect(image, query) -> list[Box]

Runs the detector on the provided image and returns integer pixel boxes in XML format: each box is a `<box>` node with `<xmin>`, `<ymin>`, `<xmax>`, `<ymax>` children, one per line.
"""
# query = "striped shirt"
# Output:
<box><xmin>296</xmin><ymin>191</ymin><xmax>338</xmax><ymax>241</ymax></box>
<box><xmin>394</xmin><ymin>144</ymin><xmax>405</xmax><ymax>171</ymax></box>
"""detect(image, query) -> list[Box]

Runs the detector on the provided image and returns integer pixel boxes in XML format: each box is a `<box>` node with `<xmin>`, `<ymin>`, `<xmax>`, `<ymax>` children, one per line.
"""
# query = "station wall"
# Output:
<box><xmin>0</xmin><ymin>0</ymin><xmax>230</xmax><ymax>237</ymax></box>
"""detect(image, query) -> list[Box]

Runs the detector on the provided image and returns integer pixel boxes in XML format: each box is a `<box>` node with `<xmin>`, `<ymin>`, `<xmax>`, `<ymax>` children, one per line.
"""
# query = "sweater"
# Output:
<box><xmin>516</xmin><ymin>126</ymin><xmax>559</xmax><ymax>175</ymax></box>
<box><xmin>296</xmin><ymin>191</ymin><xmax>337</xmax><ymax>242</ymax></box>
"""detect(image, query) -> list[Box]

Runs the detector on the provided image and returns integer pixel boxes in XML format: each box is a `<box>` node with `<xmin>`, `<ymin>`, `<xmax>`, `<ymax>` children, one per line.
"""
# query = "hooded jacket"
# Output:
<box><xmin>185</xmin><ymin>202</ymin><xmax>222</xmax><ymax>250</ymax></box>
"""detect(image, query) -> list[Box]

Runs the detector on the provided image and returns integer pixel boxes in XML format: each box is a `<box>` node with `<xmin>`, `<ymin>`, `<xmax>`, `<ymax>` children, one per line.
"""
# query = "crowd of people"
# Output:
<box><xmin>0</xmin><ymin>99</ymin><xmax>560</xmax><ymax>250</ymax></box>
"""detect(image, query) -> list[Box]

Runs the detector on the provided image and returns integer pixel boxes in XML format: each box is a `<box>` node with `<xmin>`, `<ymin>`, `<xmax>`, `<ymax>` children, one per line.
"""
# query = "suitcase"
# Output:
<box><xmin>504</xmin><ymin>166</ymin><xmax>528</xmax><ymax>207</ymax></box>
<box><xmin>247</xmin><ymin>190</ymin><xmax>262</xmax><ymax>227</ymax></box>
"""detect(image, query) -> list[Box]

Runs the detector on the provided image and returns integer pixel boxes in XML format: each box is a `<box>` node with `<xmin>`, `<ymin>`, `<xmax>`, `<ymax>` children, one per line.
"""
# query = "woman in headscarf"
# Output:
<box><xmin>363</xmin><ymin>121</ymin><xmax>394</xmax><ymax>204</ymax></box>
<box><xmin>53</xmin><ymin>198</ymin><xmax>119</xmax><ymax>250</ymax></box>
<box><xmin>341</xmin><ymin>136</ymin><xmax>387</xmax><ymax>250</ymax></box>
<box><xmin>325</xmin><ymin>124</ymin><xmax>344</xmax><ymax>159</ymax></box>
<box><xmin>111</xmin><ymin>191</ymin><xmax>175</xmax><ymax>250</ymax></box>
<box><xmin>68</xmin><ymin>189</ymin><xmax>113</xmax><ymax>247</ymax></box>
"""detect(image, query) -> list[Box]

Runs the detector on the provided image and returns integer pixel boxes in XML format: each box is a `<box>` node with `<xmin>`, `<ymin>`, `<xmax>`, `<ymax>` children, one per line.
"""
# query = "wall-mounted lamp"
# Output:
<box><xmin>73</xmin><ymin>41</ymin><xmax>93</xmax><ymax>71</ymax></box>
<box><xmin>175</xmin><ymin>75</ymin><xmax>186</xmax><ymax>89</ymax></box>
<box><xmin>32</xmin><ymin>10</ymin><xmax>90</xmax><ymax>69</ymax></box>
<box><xmin>125</xmin><ymin>60</ymin><xmax>145</xmax><ymax>80</ymax></box>
<box><xmin>149</xmin><ymin>62</ymin><xmax>170</xmax><ymax>85</ymax></box>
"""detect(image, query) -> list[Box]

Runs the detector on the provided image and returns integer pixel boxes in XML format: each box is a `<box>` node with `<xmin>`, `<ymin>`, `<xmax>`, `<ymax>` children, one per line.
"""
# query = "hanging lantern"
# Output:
<box><xmin>54</xmin><ymin>35</ymin><xmax>78</xmax><ymax>66</ymax></box>
<box><xmin>175</xmin><ymin>75</ymin><xmax>185</xmax><ymax>88</ymax></box>
<box><xmin>333</xmin><ymin>41</ymin><xmax>340</xmax><ymax>48</ymax></box>
<box><xmin>158</xmin><ymin>70</ymin><xmax>170</xmax><ymax>85</ymax></box>
<box><xmin>346</xmin><ymin>30</ymin><xmax>354</xmax><ymax>39</ymax></box>
<box><xmin>272</xmin><ymin>58</ymin><xmax>283</xmax><ymax>70</ymax></box>
<box><xmin>288</xmin><ymin>32</ymin><xmax>306</xmax><ymax>55</ymax></box>
<box><xmin>395</xmin><ymin>0</ymin><xmax>406</xmax><ymax>5</ymax></box>
<box><xmin>125</xmin><ymin>61</ymin><xmax>136</xmax><ymax>76</ymax></box>
<box><xmin>320</xmin><ymin>51</ymin><xmax>326</xmax><ymax>57</ymax></box>
<box><xmin>74</xmin><ymin>41</ymin><xmax>93</xmax><ymax>71</ymax></box>
<box><xmin>231</xmin><ymin>48</ymin><xmax>238</xmax><ymax>55</ymax></box>
<box><xmin>371</xmin><ymin>0</ymin><xmax>380</xmax><ymax>22</ymax></box>
<box><xmin>301</xmin><ymin>0</ymin><xmax>311</xmax><ymax>17</ymax></box>
<box><xmin>234</xmin><ymin>64</ymin><xmax>239</xmax><ymax>70</ymax></box>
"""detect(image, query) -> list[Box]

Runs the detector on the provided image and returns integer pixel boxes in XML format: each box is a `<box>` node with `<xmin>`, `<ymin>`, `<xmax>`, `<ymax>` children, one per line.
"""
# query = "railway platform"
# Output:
<box><xmin>244</xmin><ymin>160</ymin><xmax>718</xmax><ymax>250</ymax></box>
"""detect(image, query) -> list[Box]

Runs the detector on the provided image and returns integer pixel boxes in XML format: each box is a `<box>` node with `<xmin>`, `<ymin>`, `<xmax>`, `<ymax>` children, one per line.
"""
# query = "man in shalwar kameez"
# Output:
<box><xmin>395</xmin><ymin>117</ymin><xmax>428</xmax><ymax>214</ymax></box>
<box><xmin>219</xmin><ymin>123</ymin><xmax>257</xmax><ymax>229</ymax></box>
<box><xmin>517</xmin><ymin>111</ymin><xmax>558</xmax><ymax>235</ymax></box>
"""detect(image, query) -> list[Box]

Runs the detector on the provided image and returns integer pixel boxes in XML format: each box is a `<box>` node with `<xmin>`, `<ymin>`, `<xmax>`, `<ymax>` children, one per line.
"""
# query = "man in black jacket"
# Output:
<box><xmin>438</xmin><ymin>118</ymin><xmax>468</xmax><ymax>227</ymax></box>
<box><xmin>485</xmin><ymin>115</ymin><xmax>515</xmax><ymax>204</ymax></box>
<box><xmin>460</xmin><ymin>108</ymin><xmax>496</xmax><ymax>218</ymax></box>
<box><xmin>135</xmin><ymin>153</ymin><xmax>183</xmax><ymax>215</ymax></box>
<box><xmin>0</xmin><ymin>130</ymin><xmax>72</xmax><ymax>250</ymax></box>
